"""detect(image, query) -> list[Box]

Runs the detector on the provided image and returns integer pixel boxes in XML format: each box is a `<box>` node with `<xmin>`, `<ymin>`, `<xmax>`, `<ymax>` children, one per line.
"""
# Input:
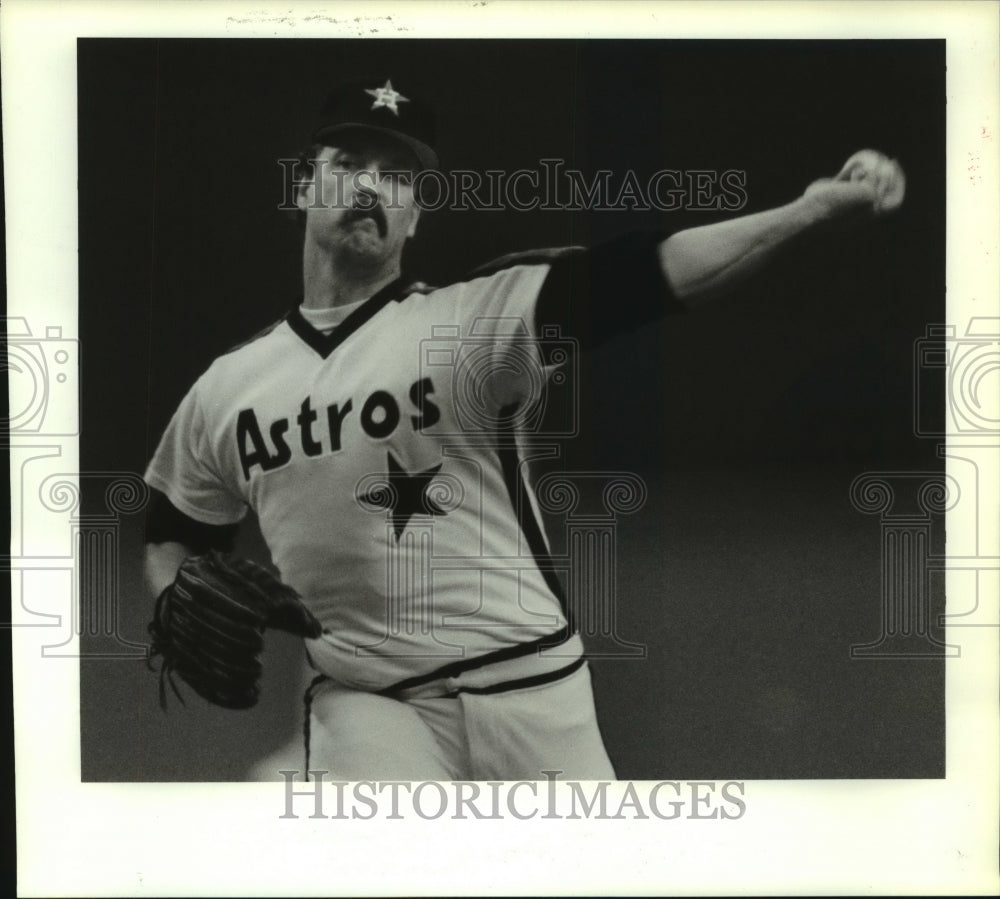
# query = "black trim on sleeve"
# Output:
<box><xmin>534</xmin><ymin>230</ymin><xmax>686</xmax><ymax>351</ymax></box>
<box><xmin>143</xmin><ymin>488</ymin><xmax>239</xmax><ymax>553</ymax></box>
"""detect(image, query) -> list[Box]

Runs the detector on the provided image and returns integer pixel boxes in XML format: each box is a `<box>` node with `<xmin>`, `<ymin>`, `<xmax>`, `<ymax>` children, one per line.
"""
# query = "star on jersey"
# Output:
<box><xmin>365</xmin><ymin>79</ymin><xmax>409</xmax><ymax>116</ymax></box>
<box><xmin>363</xmin><ymin>451</ymin><xmax>447</xmax><ymax>540</ymax></box>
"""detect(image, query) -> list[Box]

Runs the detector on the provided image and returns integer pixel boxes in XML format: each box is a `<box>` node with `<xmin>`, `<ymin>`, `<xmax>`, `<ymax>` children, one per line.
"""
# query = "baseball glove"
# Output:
<box><xmin>147</xmin><ymin>551</ymin><xmax>322</xmax><ymax>710</ymax></box>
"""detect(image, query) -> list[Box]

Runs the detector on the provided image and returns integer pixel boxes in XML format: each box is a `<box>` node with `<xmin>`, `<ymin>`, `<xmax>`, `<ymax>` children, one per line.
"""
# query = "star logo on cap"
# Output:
<box><xmin>365</xmin><ymin>79</ymin><xmax>409</xmax><ymax>116</ymax></box>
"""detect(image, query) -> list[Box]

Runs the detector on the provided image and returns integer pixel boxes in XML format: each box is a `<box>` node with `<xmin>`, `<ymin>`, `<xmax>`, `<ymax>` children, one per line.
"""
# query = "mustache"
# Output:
<box><xmin>342</xmin><ymin>200</ymin><xmax>388</xmax><ymax>237</ymax></box>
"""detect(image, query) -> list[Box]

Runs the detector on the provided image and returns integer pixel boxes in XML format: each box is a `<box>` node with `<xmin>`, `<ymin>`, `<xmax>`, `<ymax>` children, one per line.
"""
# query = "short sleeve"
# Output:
<box><xmin>448</xmin><ymin>261</ymin><xmax>556</xmax><ymax>413</ymax></box>
<box><xmin>144</xmin><ymin>378</ymin><xmax>248</xmax><ymax>526</ymax></box>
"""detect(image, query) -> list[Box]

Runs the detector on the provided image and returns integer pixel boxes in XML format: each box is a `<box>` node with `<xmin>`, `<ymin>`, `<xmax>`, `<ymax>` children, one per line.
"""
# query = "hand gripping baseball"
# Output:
<box><xmin>147</xmin><ymin>551</ymin><xmax>322</xmax><ymax>710</ymax></box>
<box><xmin>803</xmin><ymin>149</ymin><xmax>906</xmax><ymax>218</ymax></box>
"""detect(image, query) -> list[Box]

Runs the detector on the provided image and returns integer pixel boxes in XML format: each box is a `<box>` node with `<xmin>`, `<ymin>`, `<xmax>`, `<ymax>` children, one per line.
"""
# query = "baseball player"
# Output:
<box><xmin>143</xmin><ymin>77</ymin><xmax>906</xmax><ymax>781</ymax></box>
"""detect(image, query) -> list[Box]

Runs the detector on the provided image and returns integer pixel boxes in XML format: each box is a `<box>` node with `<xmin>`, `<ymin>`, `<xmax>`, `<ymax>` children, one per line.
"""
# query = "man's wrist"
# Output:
<box><xmin>788</xmin><ymin>193</ymin><xmax>835</xmax><ymax>229</ymax></box>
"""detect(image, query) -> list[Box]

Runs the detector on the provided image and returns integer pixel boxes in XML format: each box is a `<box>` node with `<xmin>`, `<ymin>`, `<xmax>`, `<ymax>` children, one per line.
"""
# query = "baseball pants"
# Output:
<box><xmin>305</xmin><ymin>646</ymin><xmax>615</xmax><ymax>781</ymax></box>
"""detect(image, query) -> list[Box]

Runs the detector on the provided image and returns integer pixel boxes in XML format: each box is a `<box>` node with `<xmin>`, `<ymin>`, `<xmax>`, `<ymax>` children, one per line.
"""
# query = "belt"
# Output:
<box><xmin>377</xmin><ymin>633</ymin><xmax>587</xmax><ymax>701</ymax></box>
<box><xmin>301</xmin><ymin>630</ymin><xmax>585</xmax><ymax>777</ymax></box>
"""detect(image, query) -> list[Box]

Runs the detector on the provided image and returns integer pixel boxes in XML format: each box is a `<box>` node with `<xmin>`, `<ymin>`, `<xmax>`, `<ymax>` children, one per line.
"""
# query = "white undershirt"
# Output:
<box><xmin>299</xmin><ymin>299</ymin><xmax>367</xmax><ymax>335</ymax></box>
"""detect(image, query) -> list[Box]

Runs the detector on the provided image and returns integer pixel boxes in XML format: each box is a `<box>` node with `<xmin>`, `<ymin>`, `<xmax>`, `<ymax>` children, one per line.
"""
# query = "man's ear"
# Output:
<box><xmin>295</xmin><ymin>179</ymin><xmax>312</xmax><ymax>212</ymax></box>
<box><xmin>406</xmin><ymin>205</ymin><xmax>421</xmax><ymax>239</ymax></box>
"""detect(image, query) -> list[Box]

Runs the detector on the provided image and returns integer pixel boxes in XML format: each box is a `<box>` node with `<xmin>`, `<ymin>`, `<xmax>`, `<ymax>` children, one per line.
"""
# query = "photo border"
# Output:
<box><xmin>4</xmin><ymin>1</ymin><xmax>998</xmax><ymax>895</ymax></box>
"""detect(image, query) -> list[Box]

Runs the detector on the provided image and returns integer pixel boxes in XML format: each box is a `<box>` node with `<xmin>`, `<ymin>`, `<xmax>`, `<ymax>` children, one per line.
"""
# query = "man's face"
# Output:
<box><xmin>296</xmin><ymin>130</ymin><xmax>422</xmax><ymax>268</ymax></box>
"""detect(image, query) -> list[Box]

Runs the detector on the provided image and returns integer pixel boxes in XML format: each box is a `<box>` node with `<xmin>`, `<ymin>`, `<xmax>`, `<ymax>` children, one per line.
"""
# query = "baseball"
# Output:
<box><xmin>835</xmin><ymin>148</ymin><xmax>907</xmax><ymax>214</ymax></box>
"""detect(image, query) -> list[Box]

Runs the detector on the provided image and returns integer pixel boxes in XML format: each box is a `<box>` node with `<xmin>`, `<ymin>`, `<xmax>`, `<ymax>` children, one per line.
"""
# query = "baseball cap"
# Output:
<box><xmin>312</xmin><ymin>77</ymin><xmax>439</xmax><ymax>171</ymax></box>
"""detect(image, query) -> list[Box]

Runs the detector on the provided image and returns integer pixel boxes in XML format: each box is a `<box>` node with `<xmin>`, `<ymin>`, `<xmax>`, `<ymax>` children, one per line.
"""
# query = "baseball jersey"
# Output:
<box><xmin>145</xmin><ymin>232</ymin><xmax>682</xmax><ymax>690</ymax></box>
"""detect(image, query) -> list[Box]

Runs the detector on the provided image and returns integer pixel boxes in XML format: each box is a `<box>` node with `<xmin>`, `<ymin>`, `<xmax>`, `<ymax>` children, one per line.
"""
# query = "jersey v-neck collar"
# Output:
<box><xmin>286</xmin><ymin>276</ymin><xmax>409</xmax><ymax>359</ymax></box>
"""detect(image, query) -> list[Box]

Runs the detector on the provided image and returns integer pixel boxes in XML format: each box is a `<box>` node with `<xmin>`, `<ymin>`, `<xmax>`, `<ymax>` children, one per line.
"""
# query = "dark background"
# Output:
<box><xmin>78</xmin><ymin>39</ymin><xmax>946</xmax><ymax>781</ymax></box>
